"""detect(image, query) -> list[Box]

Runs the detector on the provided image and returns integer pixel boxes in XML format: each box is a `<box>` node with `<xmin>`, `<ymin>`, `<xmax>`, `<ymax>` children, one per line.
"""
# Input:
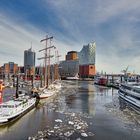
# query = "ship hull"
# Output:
<box><xmin>0</xmin><ymin>98</ymin><xmax>36</xmax><ymax>125</ymax></box>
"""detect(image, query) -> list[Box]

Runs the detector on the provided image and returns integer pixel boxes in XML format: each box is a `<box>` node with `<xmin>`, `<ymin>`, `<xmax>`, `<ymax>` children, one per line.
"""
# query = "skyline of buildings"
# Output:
<box><xmin>0</xmin><ymin>41</ymin><xmax>95</xmax><ymax>78</ymax></box>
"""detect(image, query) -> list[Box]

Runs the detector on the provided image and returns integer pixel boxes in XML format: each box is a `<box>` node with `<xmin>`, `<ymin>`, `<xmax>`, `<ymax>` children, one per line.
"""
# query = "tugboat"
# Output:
<box><xmin>0</xmin><ymin>76</ymin><xmax>37</xmax><ymax>125</ymax></box>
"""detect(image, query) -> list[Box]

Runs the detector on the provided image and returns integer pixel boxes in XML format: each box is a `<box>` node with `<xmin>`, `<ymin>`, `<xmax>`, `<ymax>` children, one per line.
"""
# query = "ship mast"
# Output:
<box><xmin>38</xmin><ymin>35</ymin><xmax>55</xmax><ymax>87</ymax></box>
<box><xmin>55</xmin><ymin>50</ymin><xmax>61</xmax><ymax>80</ymax></box>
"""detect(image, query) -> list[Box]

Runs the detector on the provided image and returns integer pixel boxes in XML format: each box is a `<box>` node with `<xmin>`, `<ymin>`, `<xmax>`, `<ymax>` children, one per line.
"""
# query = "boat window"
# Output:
<box><xmin>9</xmin><ymin>105</ymin><xmax>14</xmax><ymax>108</ymax></box>
<box><xmin>122</xmin><ymin>85</ymin><xmax>131</xmax><ymax>90</ymax></box>
<box><xmin>1</xmin><ymin>105</ymin><xmax>8</xmax><ymax>108</ymax></box>
<box><xmin>19</xmin><ymin>91</ymin><xmax>22</xmax><ymax>94</ymax></box>
<box><xmin>133</xmin><ymin>89</ymin><xmax>140</xmax><ymax>93</ymax></box>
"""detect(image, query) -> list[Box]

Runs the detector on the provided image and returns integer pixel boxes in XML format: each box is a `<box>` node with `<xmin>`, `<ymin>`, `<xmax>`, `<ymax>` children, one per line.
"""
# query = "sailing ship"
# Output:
<box><xmin>38</xmin><ymin>35</ymin><xmax>61</xmax><ymax>99</ymax></box>
<box><xmin>38</xmin><ymin>80</ymin><xmax>62</xmax><ymax>99</ymax></box>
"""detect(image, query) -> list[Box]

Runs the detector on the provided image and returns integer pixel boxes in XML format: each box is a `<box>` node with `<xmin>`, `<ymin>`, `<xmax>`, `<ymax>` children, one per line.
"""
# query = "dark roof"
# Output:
<box><xmin>67</xmin><ymin>51</ymin><xmax>77</xmax><ymax>54</ymax></box>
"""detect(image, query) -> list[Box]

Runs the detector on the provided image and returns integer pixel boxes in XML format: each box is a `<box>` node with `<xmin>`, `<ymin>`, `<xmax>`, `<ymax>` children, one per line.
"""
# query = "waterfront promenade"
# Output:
<box><xmin>0</xmin><ymin>80</ymin><xmax>140</xmax><ymax>140</ymax></box>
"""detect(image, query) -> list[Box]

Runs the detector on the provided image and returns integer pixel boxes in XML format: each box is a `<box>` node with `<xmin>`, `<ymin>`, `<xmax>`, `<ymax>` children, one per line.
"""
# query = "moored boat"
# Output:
<box><xmin>38</xmin><ymin>80</ymin><xmax>62</xmax><ymax>99</ymax></box>
<box><xmin>0</xmin><ymin>93</ymin><xmax>36</xmax><ymax>125</ymax></box>
<box><xmin>39</xmin><ymin>89</ymin><xmax>55</xmax><ymax>99</ymax></box>
<box><xmin>94</xmin><ymin>76</ymin><xmax>108</xmax><ymax>86</ymax></box>
<box><xmin>118</xmin><ymin>83</ymin><xmax>140</xmax><ymax>108</ymax></box>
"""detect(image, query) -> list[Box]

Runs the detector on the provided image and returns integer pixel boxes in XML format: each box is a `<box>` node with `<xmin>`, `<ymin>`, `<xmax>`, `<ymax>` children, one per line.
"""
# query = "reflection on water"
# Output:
<box><xmin>0</xmin><ymin>80</ymin><xmax>140</xmax><ymax>140</ymax></box>
<box><xmin>119</xmin><ymin>97</ymin><xmax>128</xmax><ymax>111</ymax></box>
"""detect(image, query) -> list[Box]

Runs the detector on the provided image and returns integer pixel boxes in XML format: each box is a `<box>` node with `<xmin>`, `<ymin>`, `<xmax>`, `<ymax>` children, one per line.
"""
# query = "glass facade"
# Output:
<box><xmin>59</xmin><ymin>60</ymin><xmax>79</xmax><ymax>77</ymax></box>
<box><xmin>9</xmin><ymin>62</ymin><xmax>14</xmax><ymax>73</ymax></box>
<box><xmin>78</xmin><ymin>42</ymin><xmax>96</xmax><ymax>65</ymax></box>
<box><xmin>24</xmin><ymin>48</ymin><xmax>36</xmax><ymax>72</ymax></box>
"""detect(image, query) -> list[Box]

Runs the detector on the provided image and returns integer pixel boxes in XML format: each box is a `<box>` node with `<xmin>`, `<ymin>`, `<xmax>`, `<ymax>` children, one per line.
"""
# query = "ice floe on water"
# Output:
<box><xmin>81</xmin><ymin>132</ymin><xmax>88</xmax><ymax>137</ymax></box>
<box><xmin>55</xmin><ymin>119</ymin><xmax>63</xmax><ymax>123</ymax></box>
<box><xmin>68</xmin><ymin>121</ymin><xmax>74</xmax><ymax>125</ymax></box>
<box><xmin>105</xmin><ymin>94</ymin><xmax>140</xmax><ymax>131</ymax></box>
<box><xmin>28</xmin><ymin>111</ymin><xmax>94</xmax><ymax>139</ymax></box>
<box><xmin>28</xmin><ymin>81</ymin><xmax>95</xmax><ymax>140</ymax></box>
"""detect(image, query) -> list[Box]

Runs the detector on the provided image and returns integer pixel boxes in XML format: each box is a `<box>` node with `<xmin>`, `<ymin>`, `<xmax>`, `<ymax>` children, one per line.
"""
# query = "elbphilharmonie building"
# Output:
<box><xmin>59</xmin><ymin>42</ymin><xmax>96</xmax><ymax>79</ymax></box>
<box><xmin>78</xmin><ymin>42</ymin><xmax>96</xmax><ymax>65</ymax></box>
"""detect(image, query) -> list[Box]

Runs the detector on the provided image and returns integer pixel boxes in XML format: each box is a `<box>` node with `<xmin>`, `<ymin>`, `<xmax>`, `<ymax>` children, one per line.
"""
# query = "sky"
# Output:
<box><xmin>0</xmin><ymin>0</ymin><xmax>140</xmax><ymax>74</ymax></box>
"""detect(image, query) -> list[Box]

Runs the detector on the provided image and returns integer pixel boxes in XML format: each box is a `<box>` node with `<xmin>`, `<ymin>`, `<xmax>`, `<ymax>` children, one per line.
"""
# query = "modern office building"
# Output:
<box><xmin>59</xmin><ymin>59</ymin><xmax>79</xmax><ymax>79</ymax></box>
<box><xmin>59</xmin><ymin>51</ymin><xmax>79</xmax><ymax>79</ymax></box>
<box><xmin>24</xmin><ymin>48</ymin><xmax>36</xmax><ymax>75</ymax></box>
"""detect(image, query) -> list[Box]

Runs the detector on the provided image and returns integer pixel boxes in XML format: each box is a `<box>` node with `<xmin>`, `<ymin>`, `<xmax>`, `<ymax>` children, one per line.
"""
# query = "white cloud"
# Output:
<box><xmin>1</xmin><ymin>1</ymin><xmax>140</xmax><ymax>74</ymax></box>
<box><xmin>0</xmin><ymin>13</ymin><xmax>44</xmax><ymax>65</ymax></box>
<box><xmin>0</xmin><ymin>12</ymin><xmax>80</xmax><ymax>67</ymax></box>
<box><xmin>47</xmin><ymin>0</ymin><xmax>140</xmax><ymax>24</ymax></box>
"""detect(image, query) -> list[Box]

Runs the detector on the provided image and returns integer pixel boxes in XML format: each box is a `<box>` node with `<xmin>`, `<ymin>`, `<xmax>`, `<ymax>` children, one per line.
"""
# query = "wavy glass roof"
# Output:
<box><xmin>78</xmin><ymin>42</ymin><xmax>96</xmax><ymax>65</ymax></box>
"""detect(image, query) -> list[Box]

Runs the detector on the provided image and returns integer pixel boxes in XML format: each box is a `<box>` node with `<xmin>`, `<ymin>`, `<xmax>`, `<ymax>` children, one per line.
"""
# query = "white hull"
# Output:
<box><xmin>66</xmin><ymin>77</ymin><xmax>79</xmax><ymax>80</ymax></box>
<box><xmin>39</xmin><ymin>81</ymin><xmax>62</xmax><ymax>99</ymax></box>
<box><xmin>118</xmin><ymin>83</ymin><xmax>140</xmax><ymax>108</ymax></box>
<box><xmin>39</xmin><ymin>90</ymin><xmax>55</xmax><ymax>99</ymax></box>
<box><xmin>0</xmin><ymin>97</ymin><xmax>36</xmax><ymax>124</ymax></box>
<box><xmin>120</xmin><ymin>87</ymin><xmax>140</xmax><ymax>99</ymax></box>
<box><xmin>118</xmin><ymin>91</ymin><xmax>140</xmax><ymax>108</ymax></box>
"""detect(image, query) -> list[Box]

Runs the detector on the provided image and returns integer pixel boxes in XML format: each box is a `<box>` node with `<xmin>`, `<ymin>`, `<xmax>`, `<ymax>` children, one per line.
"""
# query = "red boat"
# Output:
<box><xmin>94</xmin><ymin>76</ymin><xmax>108</xmax><ymax>86</ymax></box>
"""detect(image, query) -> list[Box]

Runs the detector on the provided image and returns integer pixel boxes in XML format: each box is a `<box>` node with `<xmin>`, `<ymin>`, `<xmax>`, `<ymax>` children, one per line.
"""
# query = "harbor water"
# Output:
<box><xmin>0</xmin><ymin>80</ymin><xmax>140</xmax><ymax>140</ymax></box>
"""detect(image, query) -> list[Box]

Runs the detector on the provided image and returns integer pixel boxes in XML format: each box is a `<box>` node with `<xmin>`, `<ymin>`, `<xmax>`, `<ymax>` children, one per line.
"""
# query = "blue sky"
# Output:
<box><xmin>0</xmin><ymin>0</ymin><xmax>140</xmax><ymax>73</ymax></box>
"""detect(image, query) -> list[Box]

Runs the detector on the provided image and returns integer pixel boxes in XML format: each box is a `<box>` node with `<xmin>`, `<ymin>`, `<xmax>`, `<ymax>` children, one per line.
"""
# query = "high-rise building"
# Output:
<box><xmin>78</xmin><ymin>42</ymin><xmax>96</xmax><ymax>78</ymax></box>
<box><xmin>24</xmin><ymin>48</ymin><xmax>36</xmax><ymax>75</ymax></box>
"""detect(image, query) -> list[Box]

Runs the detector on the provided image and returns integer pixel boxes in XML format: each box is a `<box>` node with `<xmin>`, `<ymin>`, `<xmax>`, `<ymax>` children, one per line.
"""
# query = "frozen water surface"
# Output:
<box><xmin>0</xmin><ymin>80</ymin><xmax>140</xmax><ymax>140</ymax></box>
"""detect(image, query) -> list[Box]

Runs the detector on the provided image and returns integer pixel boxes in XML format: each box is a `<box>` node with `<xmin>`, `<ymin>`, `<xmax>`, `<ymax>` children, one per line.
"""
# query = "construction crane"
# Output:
<box><xmin>121</xmin><ymin>66</ymin><xmax>129</xmax><ymax>75</ymax></box>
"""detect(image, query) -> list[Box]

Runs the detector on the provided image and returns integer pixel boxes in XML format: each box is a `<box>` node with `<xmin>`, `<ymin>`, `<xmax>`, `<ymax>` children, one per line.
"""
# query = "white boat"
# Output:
<box><xmin>118</xmin><ymin>83</ymin><xmax>140</xmax><ymax>108</ymax></box>
<box><xmin>0</xmin><ymin>91</ymin><xmax>37</xmax><ymax>125</ymax></box>
<box><xmin>39</xmin><ymin>89</ymin><xmax>55</xmax><ymax>99</ymax></box>
<box><xmin>38</xmin><ymin>80</ymin><xmax>62</xmax><ymax>99</ymax></box>
<box><xmin>66</xmin><ymin>76</ymin><xmax>79</xmax><ymax>80</ymax></box>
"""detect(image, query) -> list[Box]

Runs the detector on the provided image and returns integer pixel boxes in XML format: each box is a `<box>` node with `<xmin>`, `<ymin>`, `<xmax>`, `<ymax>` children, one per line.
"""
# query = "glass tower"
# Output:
<box><xmin>24</xmin><ymin>48</ymin><xmax>35</xmax><ymax>74</ymax></box>
<box><xmin>78</xmin><ymin>42</ymin><xmax>96</xmax><ymax>65</ymax></box>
